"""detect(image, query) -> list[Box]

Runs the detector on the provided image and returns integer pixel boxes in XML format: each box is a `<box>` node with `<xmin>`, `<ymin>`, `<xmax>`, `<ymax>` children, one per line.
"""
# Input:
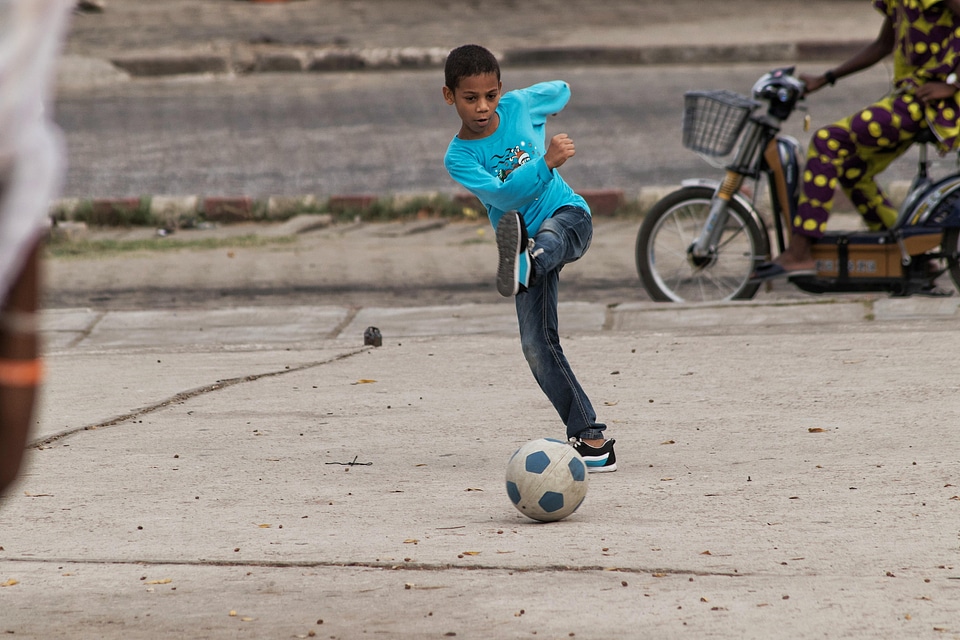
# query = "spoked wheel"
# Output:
<box><xmin>942</xmin><ymin>228</ymin><xmax>960</xmax><ymax>293</ymax></box>
<box><xmin>635</xmin><ymin>186</ymin><xmax>769</xmax><ymax>302</ymax></box>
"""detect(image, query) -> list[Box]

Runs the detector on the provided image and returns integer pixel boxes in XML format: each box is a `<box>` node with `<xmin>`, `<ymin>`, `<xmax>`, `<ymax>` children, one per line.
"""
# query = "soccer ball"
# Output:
<box><xmin>505</xmin><ymin>438</ymin><xmax>589</xmax><ymax>522</ymax></box>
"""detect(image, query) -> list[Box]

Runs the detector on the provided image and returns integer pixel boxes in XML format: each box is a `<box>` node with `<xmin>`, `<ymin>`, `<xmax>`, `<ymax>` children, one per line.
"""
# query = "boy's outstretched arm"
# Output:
<box><xmin>445</xmin><ymin>147</ymin><xmax>557</xmax><ymax>213</ymax></box>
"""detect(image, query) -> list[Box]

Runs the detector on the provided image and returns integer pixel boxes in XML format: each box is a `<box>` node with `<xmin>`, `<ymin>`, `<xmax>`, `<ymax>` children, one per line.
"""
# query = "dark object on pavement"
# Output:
<box><xmin>363</xmin><ymin>326</ymin><xmax>382</xmax><ymax>347</ymax></box>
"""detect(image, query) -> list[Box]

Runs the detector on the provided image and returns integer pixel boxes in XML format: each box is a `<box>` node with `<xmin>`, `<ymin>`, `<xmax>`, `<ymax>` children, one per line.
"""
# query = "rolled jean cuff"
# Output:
<box><xmin>576</xmin><ymin>427</ymin><xmax>606</xmax><ymax>440</ymax></box>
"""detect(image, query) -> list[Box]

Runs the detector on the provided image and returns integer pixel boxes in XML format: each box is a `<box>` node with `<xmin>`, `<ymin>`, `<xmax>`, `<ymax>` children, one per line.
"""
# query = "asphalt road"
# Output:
<box><xmin>56</xmin><ymin>62</ymin><xmax>932</xmax><ymax>200</ymax></box>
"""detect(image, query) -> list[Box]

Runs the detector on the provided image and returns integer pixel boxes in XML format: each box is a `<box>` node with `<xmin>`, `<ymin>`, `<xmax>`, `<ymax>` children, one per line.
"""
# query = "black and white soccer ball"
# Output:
<box><xmin>505</xmin><ymin>438</ymin><xmax>589</xmax><ymax>522</ymax></box>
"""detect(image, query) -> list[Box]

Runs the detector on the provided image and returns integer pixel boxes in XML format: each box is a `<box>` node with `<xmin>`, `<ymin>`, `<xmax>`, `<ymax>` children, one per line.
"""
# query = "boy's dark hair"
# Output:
<box><xmin>444</xmin><ymin>44</ymin><xmax>500</xmax><ymax>92</ymax></box>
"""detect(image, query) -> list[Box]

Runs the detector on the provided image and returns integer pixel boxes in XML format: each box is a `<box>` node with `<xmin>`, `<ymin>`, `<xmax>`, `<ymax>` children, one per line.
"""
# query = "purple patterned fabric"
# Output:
<box><xmin>795</xmin><ymin>0</ymin><xmax>960</xmax><ymax>238</ymax></box>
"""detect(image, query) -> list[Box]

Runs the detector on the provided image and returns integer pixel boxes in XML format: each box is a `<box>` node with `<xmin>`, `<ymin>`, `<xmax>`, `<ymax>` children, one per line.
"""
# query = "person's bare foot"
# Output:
<box><xmin>751</xmin><ymin>233</ymin><xmax>817</xmax><ymax>282</ymax></box>
<box><xmin>773</xmin><ymin>233</ymin><xmax>816</xmax><ymax>272</ymax></box>
<box><xmin>772</xmin><ymin>256</ymin><xmax>816</xmax><ymax>273</ymax></box>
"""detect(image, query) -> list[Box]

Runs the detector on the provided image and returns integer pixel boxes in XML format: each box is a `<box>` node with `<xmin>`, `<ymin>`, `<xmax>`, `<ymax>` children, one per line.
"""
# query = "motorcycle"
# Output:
<box><xmin>634</xmin><ymin>66</ymin><xmax>960</xmax><ymax>302</ymax></box>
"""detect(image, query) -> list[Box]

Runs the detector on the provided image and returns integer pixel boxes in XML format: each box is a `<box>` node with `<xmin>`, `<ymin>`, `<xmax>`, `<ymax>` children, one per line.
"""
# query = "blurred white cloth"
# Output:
<box><xmin>0</xmin><ymin>0</ymin><xmax>72</xmax><ymax>303</ymax></box>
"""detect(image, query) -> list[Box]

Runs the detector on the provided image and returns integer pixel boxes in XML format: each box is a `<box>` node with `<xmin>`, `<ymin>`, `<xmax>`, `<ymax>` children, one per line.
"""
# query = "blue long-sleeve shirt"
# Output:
<box><xmin>444</xmin><ymin>81</ymin><xmax>589</xmax><ymax>235</ymax></box>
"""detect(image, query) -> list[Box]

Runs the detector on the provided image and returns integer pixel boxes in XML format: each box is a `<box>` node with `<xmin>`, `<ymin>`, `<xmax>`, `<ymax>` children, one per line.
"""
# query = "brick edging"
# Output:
<box><xmin>49</xmin><ymin>180</ymin><xmax>913</xmax><ymax>228</ymax></box>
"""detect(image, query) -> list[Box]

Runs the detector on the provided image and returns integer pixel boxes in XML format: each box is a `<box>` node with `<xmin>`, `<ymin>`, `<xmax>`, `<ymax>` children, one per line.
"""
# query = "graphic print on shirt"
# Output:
<box><xmin>492</xmin><ymin>141</ymin><xmax>538</xmax><ymax>181</ymax></box>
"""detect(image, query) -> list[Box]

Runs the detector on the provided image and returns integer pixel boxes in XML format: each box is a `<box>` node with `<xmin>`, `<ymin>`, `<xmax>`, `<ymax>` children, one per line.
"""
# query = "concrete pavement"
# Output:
<box><xmin>7</xmin><ymin>214</ymin><xmax>960</xmax><ymax>638</ymax></box>
<box><xmin>2</xmin><ymin>298</ymin><xmax>960</xmax><ymax>638</ymax></box>
<box><xmin>2</xmin><ymin>2</ymin><xmax>959</xmax><ymax>638</ymax></box>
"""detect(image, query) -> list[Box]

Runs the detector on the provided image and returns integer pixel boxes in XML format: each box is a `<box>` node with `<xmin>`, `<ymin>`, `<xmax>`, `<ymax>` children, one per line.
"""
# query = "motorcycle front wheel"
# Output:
<box><xmin>635</xmin><ymin>186</ymin><xmax>769</xmax><ymax>302</ymax></box>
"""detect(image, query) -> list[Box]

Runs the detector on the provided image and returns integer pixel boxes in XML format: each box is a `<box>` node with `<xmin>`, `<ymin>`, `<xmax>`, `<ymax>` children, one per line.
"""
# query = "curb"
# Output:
<box><xmin>103</xmin><ymin>40</ymin><xmax>871</xmax><ymax>78</ymax></box>
<box><xmin>47</xmin><ymin>187</ymin><xmax>669</xmax><ymax>230</ymax></box>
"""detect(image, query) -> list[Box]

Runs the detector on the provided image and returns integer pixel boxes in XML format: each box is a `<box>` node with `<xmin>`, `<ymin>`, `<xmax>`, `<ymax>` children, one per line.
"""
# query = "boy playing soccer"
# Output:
<box><xmin>442</xmin><ymin>44</ymin><xmax>616</xmax><ymax>472</ymax></box>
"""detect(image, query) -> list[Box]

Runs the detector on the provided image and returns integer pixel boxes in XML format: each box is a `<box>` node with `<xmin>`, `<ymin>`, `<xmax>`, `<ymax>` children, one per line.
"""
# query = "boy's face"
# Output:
<box><xmin>443</xmin><ymin>73</ymin><xmax>502</xmax><ymax>140</ymax></box>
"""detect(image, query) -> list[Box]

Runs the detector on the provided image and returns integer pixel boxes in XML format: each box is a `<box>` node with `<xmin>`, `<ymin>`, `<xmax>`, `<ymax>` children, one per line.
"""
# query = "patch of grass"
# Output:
<box><xmin>390</xmin><ymin>195</ymin><xmax>474</xmax><ymax>219</ymax></box>
<box><xmin>329</xmin><ymin>194</ymin><xmax>484</xmax><ymax>223</ymax></box>
<box><xmin>45</xmin><ymin>234</ymin><xmax>296</xmax><ymax>259</ymax></box>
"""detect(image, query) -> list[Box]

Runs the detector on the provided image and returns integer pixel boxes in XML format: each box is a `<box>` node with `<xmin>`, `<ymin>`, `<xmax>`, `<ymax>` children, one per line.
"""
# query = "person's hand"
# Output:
<box><xmin>916</xmin><ymin>81</ymin><xmax>957</xmax><ymax>105</ymax></box>
<box><xmin>545</xmin><ymin>133</ymin><xmax>575</xmax><ymax>169</ymax></box>
<box><xmin>800</xmin><ymin>72</ymin><xmax>829</xmax><ymax>95</ymax></box>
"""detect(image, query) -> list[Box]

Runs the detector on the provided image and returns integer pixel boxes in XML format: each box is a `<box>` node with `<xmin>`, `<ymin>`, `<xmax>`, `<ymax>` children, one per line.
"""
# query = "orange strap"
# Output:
<box><xmin>0</xmin><ymin>358</ymin><xmax>44</xmax><ymax>387</ymax></box>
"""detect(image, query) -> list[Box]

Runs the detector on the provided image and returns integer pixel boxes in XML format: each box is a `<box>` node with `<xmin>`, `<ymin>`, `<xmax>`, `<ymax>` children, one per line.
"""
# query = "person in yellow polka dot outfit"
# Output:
<box><xmin>755</xmin><ymin>0</ymin><xmax>960</xmax><ymax>278</ymax></box>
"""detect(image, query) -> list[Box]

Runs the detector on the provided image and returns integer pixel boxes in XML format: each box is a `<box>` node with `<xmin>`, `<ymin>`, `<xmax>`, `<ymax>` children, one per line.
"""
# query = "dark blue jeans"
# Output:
<box><xmin>515</xmin><ymin>205</ymin><xmax>606</xmax><ymax>440</ymax></box>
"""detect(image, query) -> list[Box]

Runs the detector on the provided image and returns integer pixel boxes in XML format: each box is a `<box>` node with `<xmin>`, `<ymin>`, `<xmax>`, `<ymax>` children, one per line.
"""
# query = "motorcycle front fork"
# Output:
<box><xmin>689</xmin><ymin>170</ymin><xmax>745</xmax><ymax>259</ymax></box>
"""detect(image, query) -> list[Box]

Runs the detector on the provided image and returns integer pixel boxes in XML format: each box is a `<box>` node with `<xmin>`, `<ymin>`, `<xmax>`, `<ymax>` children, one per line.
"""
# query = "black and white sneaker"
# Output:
<box><xmin>495</xmin><ymin>211</ymin><xmax>531</xmax><ymax>296</ymax></box>
<box><xmin>569</xmin><ymin>438</ymin><xmax>617</xmax><ymax>473</ymax></box>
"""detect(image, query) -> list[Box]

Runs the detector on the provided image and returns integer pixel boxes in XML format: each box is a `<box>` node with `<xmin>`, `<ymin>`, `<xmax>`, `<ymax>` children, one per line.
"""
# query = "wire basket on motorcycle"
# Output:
<box><xmin>682</xmin><ymin>89</ymin><xmax>760</xmax><ymax>156</ymax></box>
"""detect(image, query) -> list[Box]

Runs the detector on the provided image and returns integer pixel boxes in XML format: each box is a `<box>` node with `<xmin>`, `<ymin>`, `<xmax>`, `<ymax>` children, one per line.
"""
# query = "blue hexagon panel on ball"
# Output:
<box><xmin>505</xmin><ymin>438</ymin><xmax>589</xmax><ymax>522</ymax></box>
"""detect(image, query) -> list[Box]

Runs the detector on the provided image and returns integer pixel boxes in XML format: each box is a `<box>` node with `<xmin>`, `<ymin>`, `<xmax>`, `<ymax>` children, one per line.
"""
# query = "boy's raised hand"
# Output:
<box><xmin>545</xmin><ymin>133</ymin><xmax>575</xmax><ymax>169</ymax></box>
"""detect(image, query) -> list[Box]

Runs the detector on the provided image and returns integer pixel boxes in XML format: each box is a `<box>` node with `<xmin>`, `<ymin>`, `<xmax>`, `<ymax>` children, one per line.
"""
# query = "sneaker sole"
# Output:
<box><xmin>586</xmin><ymin>463</ymin><xmax>617</xmax><ymax>473</ymax></box>
<box><xmin>495</xmin><ymin>214</ymin><xmax>522</xmax><ymax>297</ymax></box>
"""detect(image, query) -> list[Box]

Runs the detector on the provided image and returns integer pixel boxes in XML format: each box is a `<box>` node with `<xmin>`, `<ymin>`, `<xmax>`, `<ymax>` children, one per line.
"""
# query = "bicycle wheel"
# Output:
<box><xmin>635</xmin><ymin>186</ymin><xmax>768</xmax><ymax>302</ymax></box>
<box><xmin>943</xmin><ymin>228</ymin><xmax>960</xmax><ymax>294</ymax></box>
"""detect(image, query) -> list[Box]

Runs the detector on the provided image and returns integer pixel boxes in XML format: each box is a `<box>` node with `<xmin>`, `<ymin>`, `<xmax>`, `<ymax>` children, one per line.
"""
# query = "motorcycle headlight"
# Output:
<box><xmin>752</xmin><ymin>67</ymin><xmax>804</xmax><ymax>102</ymax></box>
